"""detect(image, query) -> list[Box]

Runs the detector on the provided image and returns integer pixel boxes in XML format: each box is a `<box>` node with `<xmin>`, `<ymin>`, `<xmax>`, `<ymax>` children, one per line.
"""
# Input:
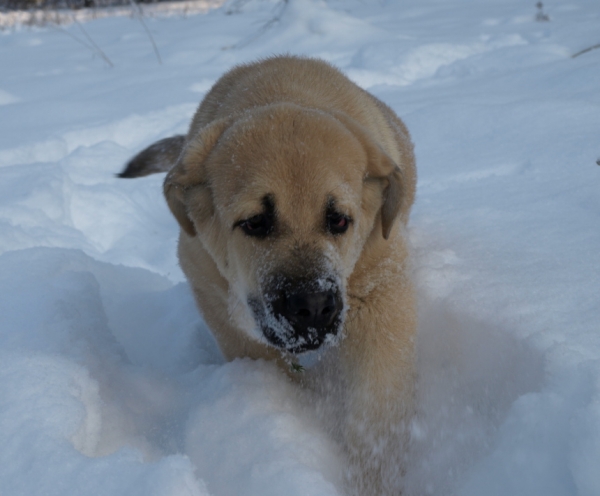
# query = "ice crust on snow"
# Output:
<box><xmin>1</xmin><ymin>0</ymin><xmax>600</xmax><ymax>495</ymax></box>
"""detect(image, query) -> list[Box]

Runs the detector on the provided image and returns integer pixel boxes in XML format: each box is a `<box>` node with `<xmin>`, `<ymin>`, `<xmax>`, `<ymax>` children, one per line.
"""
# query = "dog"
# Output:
<box><xmin>120</xmin><ymin>55</ymin><xmax>417</xmax><ymax>495</ymax></box>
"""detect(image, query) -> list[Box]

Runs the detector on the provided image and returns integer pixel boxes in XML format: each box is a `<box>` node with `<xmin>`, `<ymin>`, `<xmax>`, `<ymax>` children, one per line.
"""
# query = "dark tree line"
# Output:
<box><xmin>1</xmin><ymin>0</ymin><xmax>174</xmax><ymax>11</ymax></box>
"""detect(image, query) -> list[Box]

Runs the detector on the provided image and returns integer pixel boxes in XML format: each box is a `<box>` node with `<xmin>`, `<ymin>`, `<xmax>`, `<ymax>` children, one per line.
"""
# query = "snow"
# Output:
<box><xmin>0</xmin><ymin>0</ymin><xmax>599</xmax><ymax>494</ymax></box>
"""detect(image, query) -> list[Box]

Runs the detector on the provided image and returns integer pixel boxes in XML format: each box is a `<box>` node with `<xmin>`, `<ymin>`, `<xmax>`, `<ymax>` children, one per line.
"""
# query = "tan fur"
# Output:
<box><xmin>121</xmin><ymin>55</ymin><xmax>417</xmax><ymax>495</ymax></box>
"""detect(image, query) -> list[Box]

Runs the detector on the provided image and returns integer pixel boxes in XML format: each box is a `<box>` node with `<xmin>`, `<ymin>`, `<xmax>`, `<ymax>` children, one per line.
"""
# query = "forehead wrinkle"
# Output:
<box><xmin>328</xmin><ymin>179</ymin><xmax>361</xmax><ymax>202</ymax></box>
<box><xmin>209</xmin><ymin>106</ymin><xmax>367</xmax><ymax>220</ymax></box>
<box><xmin>275</xmin><ymin>184</ymin><xmax>324</xmax><ymax>234</ymax></box>
<box><xmin>274</xmin><ymin>155</ymin><xmax>364</xmax><ymax>232</ymax></box>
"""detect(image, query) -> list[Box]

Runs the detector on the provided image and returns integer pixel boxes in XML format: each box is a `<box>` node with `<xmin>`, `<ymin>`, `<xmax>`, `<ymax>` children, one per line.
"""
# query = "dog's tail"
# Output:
<box><xmin>117</xmin><ymin>135</ymin><xmax>186</xmax><ymax>178</ymax></box>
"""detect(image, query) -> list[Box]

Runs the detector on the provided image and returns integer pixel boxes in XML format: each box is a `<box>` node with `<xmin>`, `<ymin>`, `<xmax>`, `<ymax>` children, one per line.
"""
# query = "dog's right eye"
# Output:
<box><xmin>326</xmin><ymin>209</ymin><xmax>352</xmax><ymax>236</ymax></box>
<box><xmin>236</xmin><ymin>214</ymin><xmax>273</xmax><ymax>238</ymax></box>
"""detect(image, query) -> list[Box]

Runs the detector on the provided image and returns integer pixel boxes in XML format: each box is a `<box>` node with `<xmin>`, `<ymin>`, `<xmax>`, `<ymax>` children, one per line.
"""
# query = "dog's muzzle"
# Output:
<box><xmin>249</xmin><ymin>278</ymin><xmax>344</xmax><ymax>353</ymax></box>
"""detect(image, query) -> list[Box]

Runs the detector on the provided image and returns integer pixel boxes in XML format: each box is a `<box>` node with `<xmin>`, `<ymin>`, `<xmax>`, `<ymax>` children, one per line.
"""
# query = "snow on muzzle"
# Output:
<box><xmin>248</xmin><ymin>272</ymin><xmax>344</xmax><ymax>354</ymax></box>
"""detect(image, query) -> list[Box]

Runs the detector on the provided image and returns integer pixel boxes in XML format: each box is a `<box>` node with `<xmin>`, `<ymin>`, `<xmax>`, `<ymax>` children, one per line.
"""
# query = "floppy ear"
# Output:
<box><xmin>332</xmin><ymin>112</ymin><xmax>404</xmax><ymax>240</ymax></box>
<box><xmin>373</xmin><ymin>160</ymin><xmax>404</xmax><ymax>240</ymax></box>
<box><xmin>163</xmin><ymin>118</ymin><xmax>231</xmax><ymax>237</ymax></box>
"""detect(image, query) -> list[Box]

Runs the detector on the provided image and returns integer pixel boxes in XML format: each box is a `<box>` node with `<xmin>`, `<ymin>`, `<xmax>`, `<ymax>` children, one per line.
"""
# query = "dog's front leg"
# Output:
<box><xmin>341</xmin><ymin>272</ymin><xmax>416</xmax><ymax>496</ymax></box>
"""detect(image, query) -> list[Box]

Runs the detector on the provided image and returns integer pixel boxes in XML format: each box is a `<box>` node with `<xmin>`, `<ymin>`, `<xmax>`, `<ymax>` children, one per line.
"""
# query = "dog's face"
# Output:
<box><xmin>165</xmin><ymin>104</ymin><xmax>403</xmax><ymax>353</ymax></box>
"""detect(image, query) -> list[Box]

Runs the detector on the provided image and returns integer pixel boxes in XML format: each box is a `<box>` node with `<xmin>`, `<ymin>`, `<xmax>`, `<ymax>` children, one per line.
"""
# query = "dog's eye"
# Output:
<box><xmin>237</xmin><ymin>214</ymin><xmax>273</xmax><ymax>238</ymax></box>
<box><xmin>326</xmin><ymin>211</ymin><xmax>351</xmax><ymax>235</ymax></box>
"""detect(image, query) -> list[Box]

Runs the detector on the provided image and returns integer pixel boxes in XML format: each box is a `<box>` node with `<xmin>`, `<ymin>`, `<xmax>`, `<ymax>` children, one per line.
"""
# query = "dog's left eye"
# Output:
<box><xmin>326</xmin><ymin>211</ymin><xmax>351</xmax><ymax>235</ymax></box>
<box><xmin>237</xmin><ymin>214</ymin><xmax>273</xmax><ymax>238</ymax></box>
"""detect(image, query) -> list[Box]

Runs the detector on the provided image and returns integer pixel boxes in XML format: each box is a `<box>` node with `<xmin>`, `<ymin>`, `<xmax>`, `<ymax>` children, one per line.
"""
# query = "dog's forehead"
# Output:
<box><xmin>219</xmin><ymin>163</ymin><xmax>361</xmax><ymax>223</ymax></box>
<box><xmin>209</xmin><ymin>107</ymin><xmax>367</xmax><ymax>215</ymax></box>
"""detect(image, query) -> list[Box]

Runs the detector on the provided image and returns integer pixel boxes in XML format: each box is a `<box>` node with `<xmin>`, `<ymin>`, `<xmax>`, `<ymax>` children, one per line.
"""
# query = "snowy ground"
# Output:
<box><xmin>1</xmin><ymin>0</ymin><xmax>599</xmax><ymax>494</ymax></box>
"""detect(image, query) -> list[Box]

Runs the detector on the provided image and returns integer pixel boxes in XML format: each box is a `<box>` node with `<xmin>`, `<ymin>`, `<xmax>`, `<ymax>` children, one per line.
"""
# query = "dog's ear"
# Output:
<box><xmin>368</xmin><ymin>155</ymin><xmax>404</xmax><ymax>240</ymax></box>
<box><xmin>332</xmin><ymin>112</ymin><xmax>404</xmax><ymax>240</ymax></box>
<box><xmin>163</xmin><ymin>118</ymin><xmax>231</xmax><ymax>237</ymax></box>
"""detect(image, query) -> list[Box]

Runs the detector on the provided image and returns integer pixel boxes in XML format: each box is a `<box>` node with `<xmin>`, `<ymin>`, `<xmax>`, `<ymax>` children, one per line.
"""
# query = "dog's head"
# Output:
<box><xmin>165</xmin><ymin>104</ymin><xmax>404</xmax><ymax>353</ymax></box>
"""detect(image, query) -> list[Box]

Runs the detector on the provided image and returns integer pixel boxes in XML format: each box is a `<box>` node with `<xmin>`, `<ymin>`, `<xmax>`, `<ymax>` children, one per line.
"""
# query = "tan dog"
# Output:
<box><xmin>120</xmin><ymin>55</ymin><xmax>416</xmax><ymax>495</ymax></box>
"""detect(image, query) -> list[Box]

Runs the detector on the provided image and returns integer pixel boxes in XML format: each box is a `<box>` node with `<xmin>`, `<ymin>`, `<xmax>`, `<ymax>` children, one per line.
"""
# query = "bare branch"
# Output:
<box><xmin>129</xmin><ymin>0</ymin><xmax>162</xmax><ymax>65</ymax></box>
<box><xmin>572</xmin><ymin>43</ymin><xmax>600</xmax><ymax>59</ymax></box>
<box><xmin>73</xmin><ymin>16</ymin><xmax>114</xmax><ymax>67</ymax></box>
<box><xmin>223</xmin><ymin>0</ymin><xmax>288</xmax><ymax>50</ymax></box>
<box><xmin>51</xmin><ymin>18</ymin><xmax>113</xmax><ymax>68</ymax></box>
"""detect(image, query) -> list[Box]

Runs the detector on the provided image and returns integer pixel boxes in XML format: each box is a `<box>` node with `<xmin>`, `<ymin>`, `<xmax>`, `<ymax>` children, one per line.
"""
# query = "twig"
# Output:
<box><xmin>225</xmin><ymin>0</ymin><xmax>251</xmax><ymax>15</ymax></box>
<box><xmin>130</xmin><ymin>0</ymin><xmax>162</xmax><ymax>65</ymax></box>
<box><xmin>73</xmin><ymin>16</ymin><xmax>114</xmax><ymax>67</ymax></box>
<box><xmin>223</xmin><ymin>0</ymin><xmax>288</xmax><ymax>50</ymax></box>
<box><xmin>535</xmin><ymin>2</ymin><xmax>550</xmax><ymax>22</ymax></box>
<box><xmin>51</xmin><ymin>24</ymin><xmax>93</xmax><ymax>50</ymax></box>
<box><xmin>52</xmin><ymin>19</ymin><xmax>114</xmax><ymax>67</ymax></box>
<box><xmin>572</xmin><ymin>43</ymin><xmax>600</xmax><ymax>59</ymax></box>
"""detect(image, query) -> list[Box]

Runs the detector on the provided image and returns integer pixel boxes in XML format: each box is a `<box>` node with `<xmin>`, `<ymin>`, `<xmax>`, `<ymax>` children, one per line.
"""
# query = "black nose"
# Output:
<box><xmin>286</xmin><ymin>291</ymin><xmax>340</xmax><ymax>329</ymax></box>
<box><xmin>271</xmin><ymin>289</ymin><xmax>342</xmax><ymax>349</ymax></box>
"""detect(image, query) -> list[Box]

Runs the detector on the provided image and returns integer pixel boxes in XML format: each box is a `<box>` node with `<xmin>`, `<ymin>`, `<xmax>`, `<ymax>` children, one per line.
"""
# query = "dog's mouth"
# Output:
<box><xmin>248</xmin><ymin>277</ymin><xmax>345</xmax><ymax>354</ymax></box>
